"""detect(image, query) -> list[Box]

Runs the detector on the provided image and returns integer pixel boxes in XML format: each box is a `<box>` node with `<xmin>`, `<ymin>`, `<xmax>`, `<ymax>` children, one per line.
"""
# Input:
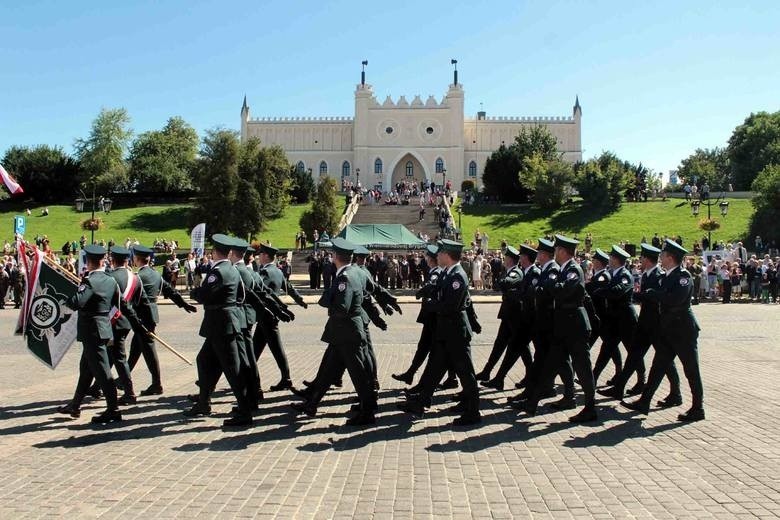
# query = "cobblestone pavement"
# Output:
<box><xmin>0</xmin><ymin>302</ymin><xmax>778</xmax><ymax>519</ymax></box>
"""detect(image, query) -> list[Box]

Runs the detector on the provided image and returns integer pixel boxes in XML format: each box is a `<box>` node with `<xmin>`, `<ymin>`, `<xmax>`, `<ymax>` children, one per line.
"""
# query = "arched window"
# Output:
<box><xmin>342</xmin><ymin>161</ymin><xmax>351</xmax><ymax>177</ymax></box>
<box><xmin>296</xmin><ymin>161</ymin><xmax>305</xmax><ymax>173</ymax></box>
<box><xmin>469</xmin><ymin>161</ymin><xmax>477</xmax><ymax>177</ymax></box>
<box><xmin>374</xmin><ymin>158</ymin><xmax>383</xmax><ymax>174</ymax></box>
<box><xmin>319</xmin><ymin>161</ymin><xmax>328</xmax><ymax>176</ymax></box>
<box><xmin>405</xmin><ymin>161</ymin><xmax>414</xmax><ymax>177</ymax></box>
<box><xmin>435</xmin><ymin>158</ymin><xmax>444</xmax><ymax>173</ymax></box>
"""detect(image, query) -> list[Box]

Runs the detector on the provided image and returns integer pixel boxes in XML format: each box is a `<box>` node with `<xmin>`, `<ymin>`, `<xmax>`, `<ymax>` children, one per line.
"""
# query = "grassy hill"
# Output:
<box><xmin>0</xmin><ymin>199</ymin><xmax>345</xmax><ymax>250</ymax></box>
<box><xmin>457</xmin><ymin>198</ymin><xmax>754</xmax><ymax>251</ymax></box>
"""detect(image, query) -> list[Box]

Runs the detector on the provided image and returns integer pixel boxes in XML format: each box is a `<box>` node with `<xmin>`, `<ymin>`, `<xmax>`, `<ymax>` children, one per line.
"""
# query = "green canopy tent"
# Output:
<box><xmin>335</xmin><ymin>224</ymin><xmax>426</xmax><ymax>250</ymax></box>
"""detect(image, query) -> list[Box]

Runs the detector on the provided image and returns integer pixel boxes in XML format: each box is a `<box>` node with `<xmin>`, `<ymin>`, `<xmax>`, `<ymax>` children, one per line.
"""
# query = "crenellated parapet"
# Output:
<box><xmin>249</xmin><ymin>116</ymin><xmax>354</xmax><ymax>123</ymax></box>
<box><xmin>467</xmin><ymin>115</ymin><xmax>575</xmax><ymax>123</ymax></box>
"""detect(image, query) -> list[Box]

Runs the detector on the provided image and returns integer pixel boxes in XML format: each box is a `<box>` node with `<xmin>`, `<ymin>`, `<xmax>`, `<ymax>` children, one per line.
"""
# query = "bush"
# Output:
<box><xmin>299</xmin><ymin>177</ymin><xmax>339</xmax><ymax>238</ymax></box>
<box><xmin>520</xmin><ymin>154</ymin><xmax>574</xmax><ymax>210</ymax></box>
<box><xmin>461</xmin><ymin>179</ymin><xmax>476</xmax><ymax>194</ymax></box>
<box><xmin>748</xmin><ymin>163</ymin><xmax>780</xmax><ymax>243</ymax></box>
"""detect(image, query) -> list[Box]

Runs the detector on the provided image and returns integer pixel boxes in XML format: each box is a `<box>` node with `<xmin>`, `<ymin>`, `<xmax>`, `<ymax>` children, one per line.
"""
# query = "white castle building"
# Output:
<box><xmin>240</xmin><ymin>67</ymin><xmax>582</xmax><ymax>191</ymax></box>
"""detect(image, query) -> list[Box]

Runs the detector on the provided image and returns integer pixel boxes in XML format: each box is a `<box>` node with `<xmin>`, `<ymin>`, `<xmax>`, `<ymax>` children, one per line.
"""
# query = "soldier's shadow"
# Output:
<box><xmin>562</xmin><ymin>416</ymin><xmax>688</xmax><ymax>448</ymax></box>
<box><xmin>0</xmin><ymin>399</ymin><xmax>70</xmax><ymax>421</ymax></box>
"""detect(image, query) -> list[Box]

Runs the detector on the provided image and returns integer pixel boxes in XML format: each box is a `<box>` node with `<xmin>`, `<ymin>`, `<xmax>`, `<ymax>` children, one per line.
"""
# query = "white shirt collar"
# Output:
<box><xmin>212</xmin><ymin>258</ymin><xmax>230</xmax><ymax>267</ymax></box>
<box><xmin>445</xmin><ymin>262</ymin><xmax>460</xmax><ymax>275</ymax></box>
<box><xmin>524</xmin><ymin>264</ymin><xmax>535</xmax><ymax>275</ymax></box>
<box><xmin>541</xmin><ymin>259</ymin><xmax>555</xmax><ymax>271</ymax></box>
<box><xmin>88</xmin><ymin>267</ymin><xmax>106</xmax><ymax>275</ymax></box>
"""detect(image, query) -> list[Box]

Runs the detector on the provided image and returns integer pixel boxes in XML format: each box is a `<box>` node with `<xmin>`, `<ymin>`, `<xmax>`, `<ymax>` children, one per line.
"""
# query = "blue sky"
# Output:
<box><xmin>1</xmin><ymin>0</ymin><xmax>778</xmax><ymax>176</ymax></box>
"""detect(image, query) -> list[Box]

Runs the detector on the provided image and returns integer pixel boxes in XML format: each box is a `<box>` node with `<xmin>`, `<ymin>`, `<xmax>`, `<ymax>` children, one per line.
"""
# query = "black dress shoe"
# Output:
<box><xmin>140</xmin><ymin>385</ymin><xmax>163</xmax><ymax>396</ymax></box>
<box><xmin>437</xmin><ymin>378</ymin><xmax>458</xmax><ymax>390</ymax></box>
<box><xmin>345</xmin><ymin>413</ymin><xmax>376</xmax><ymax>426</ymax></box>
<box><xmin>302</xmin><ymin>379</ymin><xmax>313</xmax><ymax>387</ymax></box>
<box><xmin>397</xmin><ymin>399</ymin><xmax>425</xmax><ymax>418</ymax></box>
<box><xmin>187</xmin><ymin>394</ymin><xmax>200</xmax><ymax>403</ymax></box>
<box><xmin>549</xmin><ymin>397</ymin><xmax>576</xmax><ymax>411</ymax></box>
<box><xmin>333</xmin><ymin>379</ymin><xmax>343</xmax><ymax>388</ymax></box>
<box><xmin>391</xmin><ymin>372</ymin><xmax>413</xmax><ymax>385</ymax></box>
<box><xmin>452</xmin><ymin>414</ymin><xmax>482</xmax><ymax>427</ymax></box>
<box><xmin>270</xmin><ymin>379</ymin><xmax>293</xmax><ymax>391</ymax></box>
<box><xmin>183</xmin><ymin>404</ymin><xmax>212</xmax><ymax>417</ymax></box>
<box><xmin>475</xmin><ymin>371</ymin><xmax>490</xmax><ymax>382</ymax></box>
<box><xmin>677</xmin><ymin>408</ymin><xmax>705</xmax><ymax>422</ymax></box>
<box><xmin>291</xmin><ymin>402</ymin><xmax>317</xmax><ymax>417</ymax></box>
<box><xmin>656</xmin><ymin>395</ymin><xmax>683</xmax><ymax>408</ymax></box>
<box><xmin>480</xmin><ymin>378</ymin><xmax>505</xmax><ymax>390</ymax></box>
<box><xmin>514</xmin><ymin>378</ymin><xmax>528</xmax><ymax>389</ymax></box>
<box><xmin>118</xmin><ymin>394</ymin><xmax>137</xmax><ymax>406</ymax></box>
<box><xmin>597</xmin><ymin>387</ymin><xmax>624</xmax><ymax>401</ymax></box>
<box><xmin>512</xmin><ymin>400</ymin><xmax>537</xmax><ymax>416</ymax></box>
<box><xmin>626</xmin><ymin>382</ymin><xmax>645</xmax><ymax>396</ymax></box>
<box><xmin>605</xmin><ymin>377</ymin><xmax>615</xmax><ymax>387</ymax></box>
<box><xmin>620</xmin><ymin>399</ymin><xmax>650</xmax><ymax>414</ymax></box>
<box><xmin>91</xmin><ymin>409</ymin><xmax>122</xmax><ymax>424</ymax></box>
<box><xmin>569</xmin><ymin>407</ymin><xmax>598</xmax><ymax>423</ymax></box>
<box><xmin>223</xmin><ymin>414</ymin><xmax>253</xmax><ymax>427</ymax></box>
<box><xmin>291</xmin><ymin>387</ymin><xmax>312</xmax><ymax>400</ymax></box>
<box><xmin>56</xmin><ymin>403</ymin><xmax>81</xmax><ymax>418</ymax></box>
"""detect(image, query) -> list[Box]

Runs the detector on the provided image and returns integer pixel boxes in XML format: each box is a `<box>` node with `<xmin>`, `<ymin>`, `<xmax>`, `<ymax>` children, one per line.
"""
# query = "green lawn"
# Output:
<box><xmin>0</xmin><ymin>198</ymin><xmax>346</xmax><ymax>250</ymax></box>
<box><xmin>456</xmin><ymin>198</ymin><xmax>754</xmax><ymax>251</ymax></box>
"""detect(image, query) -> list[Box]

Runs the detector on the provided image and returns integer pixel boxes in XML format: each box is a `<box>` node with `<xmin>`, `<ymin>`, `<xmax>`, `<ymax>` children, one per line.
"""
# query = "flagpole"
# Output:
<box><xmin>42</xmin><ymin>256</ymin><xmax>193</xmax><ymax>366</ymax></box>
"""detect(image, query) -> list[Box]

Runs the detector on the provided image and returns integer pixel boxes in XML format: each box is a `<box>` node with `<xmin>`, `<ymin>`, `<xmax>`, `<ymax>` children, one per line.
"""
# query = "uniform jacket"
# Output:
<box><xmin>260</xmin><ymin>262</ymin><xmax>306</xmax><ymax>306</ymax></box>
<box><xmin>600</xmin><ymin>266</ymin><xmax>637</xmax><ymax>321</ymax></box>
<box><xmin>633</xmin><ymin>265</ymin><xmax>663</xmax><ymax>329</ymax></box>
<box><xmin>108</xmin><ymin>267</ymin><xmax>146</xmax><ymax>332</ymax></box>
<box><xmin>422</xmin><ymin>263</ymin><xmax>472</xmax><ymax>343</ymax></box>
<box><xmin>66</xmin><ymin>269</ymin><xmax>120</xmax><ymax>342</ymax></box>
<box><xmin>644</xmin><ymin>265</ymin><xmax>700</xmax><ymax>338</ymax></box>
<box><xmin>534</xmin><ymin>260</ymin><xmax>559</xmax><ymax>332</ymax></box>
<box><xmin>319</xmin><ymin>265</ymin><xmax>366</xmax><ymax>346</ymax></box>
<box><xmin>519</xmin><ymin>264</ymin><xmax>541</xmax><ymax>326</ymax></box>
<box><xmin>415</xmin><ymin>266</ymin><xmax>441</xmax><ymax>324</ymax></box>
<box><xmin>190</xmin><ymin>259</ymin><xmax>242</xmax><ymax>338</ymax></box>
<box><xmin>551</xmin><ymin>259</ymin><xmax>591</xmax><ymax>337</ymax></box>
<box><xmin>585</xmin><ymin>268</ymin><xmax>611</xmax><ymax>323</ymax></box>
<box><xmin>136</xmin><ymin>264</ymin><xmax>188</xmax><ymax>329</ymax></box>
<box><xmin>497</xmin><ymin>264</ymin><xmax>524</xmax><ymax>319</ymax></box>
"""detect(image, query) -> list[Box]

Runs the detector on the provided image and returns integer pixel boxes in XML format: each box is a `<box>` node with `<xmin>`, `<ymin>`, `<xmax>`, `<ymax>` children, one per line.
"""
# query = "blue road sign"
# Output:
<box><xmin>14</xmin><ymin>215</ymin><xmax>26</xmax><ymax>235</ymax></box>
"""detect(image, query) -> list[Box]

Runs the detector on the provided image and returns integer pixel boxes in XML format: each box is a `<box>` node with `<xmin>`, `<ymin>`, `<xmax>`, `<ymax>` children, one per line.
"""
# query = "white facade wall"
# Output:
<box><xmin>241</xmin><ymin>82</ymin><xmax>581</xmax><ymax>191</ymax></box>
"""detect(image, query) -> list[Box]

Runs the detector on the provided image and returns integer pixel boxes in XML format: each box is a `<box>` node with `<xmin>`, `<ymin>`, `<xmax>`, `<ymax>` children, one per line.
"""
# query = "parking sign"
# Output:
<box><xmin>14</xmin><ymin>215</ymin><xmax>25</xmax><ymax>236</ymax></box>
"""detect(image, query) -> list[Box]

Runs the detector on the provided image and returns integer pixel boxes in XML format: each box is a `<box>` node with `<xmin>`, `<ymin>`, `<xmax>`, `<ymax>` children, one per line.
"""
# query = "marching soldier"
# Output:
<box><xmin>510</xmin><ymin>238</ymin><xmax>574</xmax><ymax>406</ymax></box>
<box><xmin>399</xmin><ymin>239</ymin><xmax>481</xmax><ymax>427</ymax></box>
<box><xmin>254</xmin><ymin>244</ymin><xmax>307</xmax><ymax>391</ymax></box>
<box><xmin>592</xmin><ymin>246</ymin><xmax>640</xmax><ymax>390</ymax></box>
<box><xmin>481</xmin><ymin>245</ymin><xmax>539</xmax><ymax>390</ymax></box>
<box><xmin>184</xmin><ymin>234</ymin><xmax>253</xmax><ymax>427</ymax></box>
<box><xmin>106</xmin><ymin>246</ymin><xmax>147</xmax><ymax>405</ymax></box>
<box><xmin>586</xmin><ymin>249</ymin><xmax>620</xmax><ymax>384</ymax></box>
<box><xmin>519</xmin><ymin>235</ymin><xmax>597</xmax><ymax>423</ymax></box>
<box><xmin>291</xmin><ymin>238</ymin><xmax>376</xmax><ymax>426</ymax></box>
<box><xmin>127</xmin><ymin>244</ymin><xmax>197</xmax><ymax>396</ymax></box>
<box><xmin>57</xmin><ymin>245</ymin><xmax>124</xmax><ymax>423</ymax></box>
<box><xmin>600</xmin><ymin>243</ymin><xmax>682</xmax><ymax>405</ymax></box>
<box><xmin>623</xmin><ymin>240</ymin><xmax>705</xmax><ymax>421</ymax></box>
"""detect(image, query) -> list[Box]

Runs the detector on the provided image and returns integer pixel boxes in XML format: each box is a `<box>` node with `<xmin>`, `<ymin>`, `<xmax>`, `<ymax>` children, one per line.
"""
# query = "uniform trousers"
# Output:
<box><xmin>128</xmin><ymin>326</ymin><xmax>162</xmax><ymax>387</ymax></box>
<box><xmin>611</xmin><ymin>323</ymin><xmax>680</xmax><ymax>396</ymax></box>
<box><xmin>196</xmin><ymin>333</ymin><xmax>251</xmax><ymax>414</ymax></box>
<box><xmin>638</xmin><ymin>325</ymin><xmax>703</xmax><ymax>409</ymax></box>
<box><xmin>416</xmin><ymin>336</ymin><xmax>479</xmax><ymax>416</ymax></box>
<box><xmin>109</xmin><ymin>329</ymin><xmax>134</xmax><ymax>395</ymax></box>
<box><xmin>253</xmin><ymin>315</ymin><xmax>290</xmax><ymax>380</ymax></box>
<box><xmin>74</xmin><ymin>339</ymin><xmax>118</xmax><ymax>410</ymax></box>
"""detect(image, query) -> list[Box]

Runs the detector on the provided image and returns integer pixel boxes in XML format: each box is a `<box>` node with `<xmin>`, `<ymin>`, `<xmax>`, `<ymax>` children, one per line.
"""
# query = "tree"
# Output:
<box><xmin>299</xmin><ymin>177</ymin><xmax>339</xmax><ymax>238</ymax></box>
<box><xmin>728</xmin><ymin>111</ymin><xmax>780</xmax><ymax>190</ymax></box>
<box><xmin>190</xmin><ymin>129</ymin><xmax>241</xmax><ymax>234</ymax></box>
<box><xmin>574</xmin><ymin>152</ymin><xmax>633</xmax><ymax>210</ymax></box>
<box><xmin>748</xmin><ymin>164</ymin><xmax>780</xmax><ymax>243</ymax></box>
<box><xmin>481</xmin><ymin>126</ymin><xmax>559</xmax><ymax>202</ymax></box>
<box><xmin>289</xmin><ymin>165</ymin><xmax>315</xmax><ymax>203</ymax></box>
<box><xmin>128</xmin><ymin>116</ymin><xmax>198</xmax><ymax>193</ymax></box>
<box><xmin>677</xmin><ymin>148</ymin><xmax>730</xmax><ymax>191</ymax></box>
<box><xmin>74</xmin><ymin>108</ymin><xmax>133</xmax><ymax>194</ymax></box>
<box><xmin>1</xmin><ymin>145</ymin><xmax>80</xmax><ymax>202</ymax></box>
<box><xmin>238</xmin><ymin>139</ymin><xmax>292</xmax><ymax>221</ymax></box>
<box><xmin>520</xmin><ymin>154</ymin><xmax>574</xmax><ymax>210</ymax></box>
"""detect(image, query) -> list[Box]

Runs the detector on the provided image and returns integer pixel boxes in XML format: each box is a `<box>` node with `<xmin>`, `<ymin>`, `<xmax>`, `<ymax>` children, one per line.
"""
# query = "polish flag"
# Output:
<box><xmin>0</xmin><ymin>164</ymin><xmax>24</xmax><ymax>195</ymax></box>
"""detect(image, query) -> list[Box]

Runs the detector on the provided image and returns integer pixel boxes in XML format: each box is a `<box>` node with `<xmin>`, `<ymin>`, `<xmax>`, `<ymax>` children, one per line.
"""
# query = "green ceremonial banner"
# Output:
<box><xmin>23</xmin><ymin>258</ymin><xmax>78</xmax><ymax>369</ymax></box>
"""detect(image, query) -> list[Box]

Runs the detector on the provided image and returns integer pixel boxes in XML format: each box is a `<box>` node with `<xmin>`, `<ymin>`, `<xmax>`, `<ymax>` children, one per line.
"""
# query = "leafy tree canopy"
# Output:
<box><xmin>128</xmin><ymin>116</ymin><xmax>198</xmax><ymax>193</ymax></box>
<box><xmin>728</xmin><ymin>110</ymin><xmax>780</xmax><ymax>190</ymax></box>
<box><xmin>74</xmin><ymin>107</ymin><xmax>133</xmax><ymax>195</ymax></box>
<box><xmin>1</xmin><ymin>145</ymin><xmax>80</xmax><ymax>202</ymax></box>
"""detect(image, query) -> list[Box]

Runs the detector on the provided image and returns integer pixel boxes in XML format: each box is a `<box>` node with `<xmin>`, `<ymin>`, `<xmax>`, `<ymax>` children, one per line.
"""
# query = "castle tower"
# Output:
<box><xmin>240</xmin><ymin>95</ymin><xmax>250</xmax><ymax>142</ymax></box>
<box><xmin>573</xmin><ymin>95</ymin><xmax>582</xmax><ymax>120</ymax></box>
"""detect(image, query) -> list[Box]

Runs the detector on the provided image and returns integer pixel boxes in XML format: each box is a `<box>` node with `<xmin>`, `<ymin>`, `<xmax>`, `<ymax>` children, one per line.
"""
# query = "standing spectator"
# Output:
<box><xmin>755</xmin><ymin>235</ymin><xmax>763</xmax><ymax>255</ymax></box>
<box><xmin>184</xmin><ymin>252</ymin><xmax>196</xmax><ymax>290</ymax></box>
<box><xmin>472</xmin><ymin>253</ymin><xmax>483</xmax><ymax>290</ymax></box>
<box><xmin>399</xmin><ymin>256</ymin><xmax>410</xmax><ymax>288</ymax></box>
<box><xmin>321</xmin><ymin>253</ymin><xmax>335</xmax><ymax>290</ymax></box>
<box><xmin>307</xmin><ymin>252</ymin><xmax>321</xmax><ymax>289</ymax></box>
<box><xmin>768</xmin><ymin>262</ymin><xmax>778</xmax><ymax>303</ymax></box>
<box><xmin>720</xmin><ymin>262</ymin><xmax>732</xmax><ymax>303</ymax></box>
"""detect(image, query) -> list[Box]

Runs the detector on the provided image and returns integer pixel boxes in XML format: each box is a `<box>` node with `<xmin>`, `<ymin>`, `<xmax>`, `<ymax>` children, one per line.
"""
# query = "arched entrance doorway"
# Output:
<box><xmin>389</xmin><ymin>152</ymin><xmax>427</xmax><ymax>191</ymax></box>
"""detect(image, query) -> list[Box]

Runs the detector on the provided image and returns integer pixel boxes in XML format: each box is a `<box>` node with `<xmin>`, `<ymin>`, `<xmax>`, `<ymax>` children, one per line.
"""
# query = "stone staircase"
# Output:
<box><xmin>351</xmin><ymin>202</ymin><xmax>441</xmax><ymax>239</ymax></box>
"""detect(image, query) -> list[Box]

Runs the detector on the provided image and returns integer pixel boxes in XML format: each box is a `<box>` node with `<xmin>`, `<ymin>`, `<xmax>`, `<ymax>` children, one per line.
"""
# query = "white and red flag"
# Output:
<box><xmin>0</xmin><ymin>164</ymin><xmax>24</xmax><ymax>195</ymax></box>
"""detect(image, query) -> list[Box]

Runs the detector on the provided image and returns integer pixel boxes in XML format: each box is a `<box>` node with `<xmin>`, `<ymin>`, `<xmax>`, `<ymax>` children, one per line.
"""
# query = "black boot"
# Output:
<box><xmin>621</xmin><ymin>399</ymin><xmax>650</xmax><ymax>415</ymax></box>
<box><xmin>656</xmin><ymin>394</ymin><xmax>683</xmax><ymax>408</ymax></box>
<box><xmin>569</xmin><ymin>405</ymin><xmax>597</xmax><ymax>423</ymax></box>
<box><xmin>480</xmin><ymin>378</ymin><xmax>505</xmax><ymax>391</ymax></box>
<box><xmin>56</xmin><ymin>401</ymin><xmax>81</xmax><ymax>418</ymax></box>
<box><xmin>474</xmin><ymin>370</ymin><xmax>491</xmax><ymax>382</ymax></box>
<box><xmin>91</xmin><ymin>409</ymin><xmax>122</xmax><ymax>424</ymax></box>
<box><xmin>391</xmin><ymin>372</ymin><xmax>414</xmax><ymax>385</ymax></box>
<box><xmin>270</xmin><ymin>379</ymin><xmax>293</xmax><ymax>391</ymax></box>
<box><xmin>677</xmin><ymin>408</ymin><xmax>705</xmax><ymax>422</ymax></box>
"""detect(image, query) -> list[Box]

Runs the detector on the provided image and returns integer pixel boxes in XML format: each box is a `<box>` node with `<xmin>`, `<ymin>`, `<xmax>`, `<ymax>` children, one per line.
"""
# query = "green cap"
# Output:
<box><xmin>84</xmin><ymin>244</ymin><xmax>107</xmax><ymax>257</ymax></box>
<box><xmin>504</xmin><ymin>245</ymin><xmax>520</xmax><ymax>260</ymax></box>
<box><xmin>259</xmin><ymin>243</ymin><xmax>278</xmax><ymax>257</ymax></box>
<box><xmin>353</xmin><ymin>245</ymin><xmax>370</xmax><ymax>257</ymax></box>
<box><xmin>519</xmin><ymin>244</ymin><xmax>537</xmax><ymax>261</ymax></box>
<box><xmin>211</xmin><ymin>234</ymin><xmax>233</xmax><ymax>252</ymax></box>
<box><xmin>132</xmin><ymin>244</ymin><xmax>154</xmax><ymax>256</ymax></box>
<box><xmin>593</xmin><ymin>248</ymin><xmax>610</xmax><ymax>265</ymax></box>
<box><xmin>330</xmin><ymin>237</ymin><xmax>356</xmax><ymax>255</ymax></box>
<box><xmin>609</xmin><ymin>245</ymin><xmax>631</xmax><ymax>261</ymax></box>
<box><xmin>438</xmin><ymin>239</ymin><xmax>464</xmax><ymax>253</ymax></box>
<box><xmin>229</xmin><ymin>237</ymin><xmax>249</xmax><ymax>254</ymax></box>
<box><xmin>425</xmin><ymin>244</ymin><xmax>439</xmax><ymax>257</ymax></box>
<box><xmin>639</xmin><ymin>243</ymin><xmax>661</xmax><ymax>260</ymax></box>
<box><xmin>537</xmin><ymin>238</ymin><xmax>555</xmax><ymax>254</ymax></box>
<box><xmin>662</xmin><ymin>239</ymin><xmax>688</xmax><ymax>261</ymax></box>
<box><xmin>554</xmin><ymin>234</ymin><xmax>579</xmax><ymax>254</ymax></box>
<box><xmin>109</xmin><ymin>246</ymin><xmax>130</xmax><ymax>258</ymax></box>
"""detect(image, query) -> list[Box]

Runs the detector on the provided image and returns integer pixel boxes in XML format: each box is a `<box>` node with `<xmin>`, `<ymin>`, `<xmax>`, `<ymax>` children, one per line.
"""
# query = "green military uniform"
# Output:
<box><xmin>485</xmin><ymin>245</ymin><xmax>540</xmax><ymax>389</ymax></box>
<box><xmin>127</xmin><ymin>244</ymin><xmax>196</xmax><ymax>396</ymax></box>
<box><xmin>232</xmin><ymin>243</ymin><xmax>264</xmax><ymax>408</ymax></box>
<box><xmin>624</xmin><ymin>240</ymin><xmax>704</xmax><ymax>422</ymax></box>
<box><xmin>523</xmin><ymin>235</ymin><xmax>597</xmax><ymax>423</ymax></box>
<box><xmin>601</xmin><ymin>243</ymin><xmax>681</xmax><ymax>403</ymax></box>
<box><xmin>592</xmin><ymin>246</ymin><xmax>639</xmax><ymax>388</ymax></box>
<box><xmin>186</xmin><ymin>234</ymin><xmax>252</xmax><ymax>427</ymax></box>
<box><xmin>402</xmin><ymin>239</ymin><xmax>481</xmax><ymax>426</ymax></box>
<box><xmin>254</xmin><ymin>244</ymin><xmax>306</xmax><ymax>390</ymax></box>
<box><xmin>61</xmin><ymin>245</ymin><xmax>123</xmax><ymax>423</ymax></box>
<box><xmin>586</xmin><ymin>249</ymin><xmax>620</xmax><ymax>381</ymax></box>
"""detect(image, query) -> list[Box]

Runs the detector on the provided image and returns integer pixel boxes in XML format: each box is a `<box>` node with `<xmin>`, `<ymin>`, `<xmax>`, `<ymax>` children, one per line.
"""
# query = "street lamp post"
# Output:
<box><xmin>78</xmin><ymin>185</ymin><xmax>97</xmax><ymax>244</ymax></box>
<box><xmin>691</xmin><ymin>193</ymin><xmax>730</xmax><ymax>248</ymax></box>
<box><xmin>442</xmin><ymin>168</ymin><xmax>447</xmax><ymax>193</ymax></box>
<box><xmin>355</xmin><ymin>168</ymin><xmax>360</xmax><ymax>188</ymax></box>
